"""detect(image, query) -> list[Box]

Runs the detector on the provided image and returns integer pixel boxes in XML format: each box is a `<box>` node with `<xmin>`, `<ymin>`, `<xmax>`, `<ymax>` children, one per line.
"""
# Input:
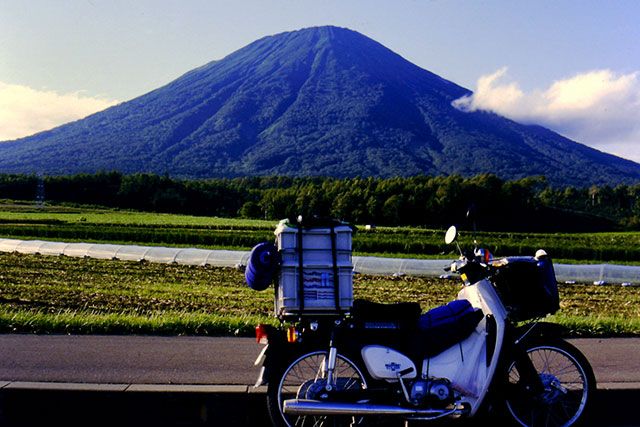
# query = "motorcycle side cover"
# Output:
<box><xmin>361</xmin><ymin>345</ymin><xmax>417</xmax><ymax>381</ymax></box>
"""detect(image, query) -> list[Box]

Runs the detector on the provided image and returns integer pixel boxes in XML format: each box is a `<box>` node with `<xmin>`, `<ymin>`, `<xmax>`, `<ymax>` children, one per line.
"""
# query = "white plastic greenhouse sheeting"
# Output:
<box><xmin>353</xmin><ymin>257</ymin><xmax>640</xmax><ymax>285</ymax></box>
<box><xmin>0</xmin><ymin>238</ymin><xmax>638</xmax><ymax>285</ymax></box>
<box><xmin>352</xmin><ymin>256</ymin><xmax>447</xmax><ymax>277</ymax></box>
<box><xmin>0</xmin><ymin>239</ymin><xmax>250</xmax><ymax>267</ymax></box>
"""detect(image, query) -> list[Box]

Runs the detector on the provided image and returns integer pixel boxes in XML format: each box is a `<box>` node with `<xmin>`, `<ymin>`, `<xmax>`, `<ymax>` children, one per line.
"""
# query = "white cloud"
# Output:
<box><xmin>0</xmin><ymin>81</ymin><xmax>118</xmax><ymax>141</ymax></box>
<box><xmin>453</xmin><ymin>68</ymin><xmax>640</xmax><ymax>163</ymax></box>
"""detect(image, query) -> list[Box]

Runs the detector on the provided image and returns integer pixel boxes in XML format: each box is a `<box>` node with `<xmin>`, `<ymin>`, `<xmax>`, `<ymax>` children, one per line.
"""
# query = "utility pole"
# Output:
<box><xmin>35</xmin><ymin>176</ymin><xmax>45</xmax><ymax>208</ymax></box>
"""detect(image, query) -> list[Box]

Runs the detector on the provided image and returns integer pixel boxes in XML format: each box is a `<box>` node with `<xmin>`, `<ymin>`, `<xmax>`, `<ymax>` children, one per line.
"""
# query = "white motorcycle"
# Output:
<box><xmin>254</xmin><ymin>225</ymin><xmax>596</xmax><ymax>426</ymax></box>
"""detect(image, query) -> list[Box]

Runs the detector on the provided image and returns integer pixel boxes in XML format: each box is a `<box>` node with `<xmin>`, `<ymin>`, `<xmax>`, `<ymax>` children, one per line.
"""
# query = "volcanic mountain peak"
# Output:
<box><xmin>0</xmin><ymin>26</ymin><xmax>638</xmax><ymax>187</ymax></box>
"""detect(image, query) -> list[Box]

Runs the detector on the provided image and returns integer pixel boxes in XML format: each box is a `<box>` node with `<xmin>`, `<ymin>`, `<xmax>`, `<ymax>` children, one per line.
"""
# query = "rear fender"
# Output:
<box><xmin>256</xmin><ymin>326</ymin><xmax>312</xmax><ymax>386</ymax></box>
<box><xmin>256</xmin><ymin>321</ymin><xmax>357</xmax><ymax>385</ymax></box>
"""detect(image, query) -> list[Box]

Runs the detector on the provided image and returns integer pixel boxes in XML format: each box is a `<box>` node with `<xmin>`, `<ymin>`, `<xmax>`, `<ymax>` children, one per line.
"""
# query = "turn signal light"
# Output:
<box><xmin>256</xmin><ymin>324</ymin><xmax>268</xmax><ymax>344</ymax></box>
<box><xmin>475</xmin><ymin>248</ymin><xmax>492</xmax><ymax>264</ymax></box>
<box><xmin>287</xmin><ymin>327</ymin><xmax>299</xmax><ymax>343</ymax></box>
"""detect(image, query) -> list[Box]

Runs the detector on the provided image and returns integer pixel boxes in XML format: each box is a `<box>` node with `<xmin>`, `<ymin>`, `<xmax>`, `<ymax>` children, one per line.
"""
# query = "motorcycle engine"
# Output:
<box><xmin>410</xmin><ymin>379</ymin><xmax>454</xmax><ymax>407</ymax></box>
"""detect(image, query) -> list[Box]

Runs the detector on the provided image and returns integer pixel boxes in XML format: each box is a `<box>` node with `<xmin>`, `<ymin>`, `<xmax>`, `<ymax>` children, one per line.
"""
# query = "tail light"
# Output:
<box><xmin>256</xmin><ymin>324</ymin><xmax>268</xmax><ymax>344</ymax></box>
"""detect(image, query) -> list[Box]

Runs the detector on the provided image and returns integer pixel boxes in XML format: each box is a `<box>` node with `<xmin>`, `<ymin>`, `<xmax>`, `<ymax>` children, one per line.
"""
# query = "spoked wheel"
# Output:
<box><xmin>505</xmin><ymin>339</ymin><xmax>596</xmax><ymax>427</ymax></box>
<box><xmin>267</xmin><ymin>351</ymin><xmax>368</xmax><ymax>427</ymax></box>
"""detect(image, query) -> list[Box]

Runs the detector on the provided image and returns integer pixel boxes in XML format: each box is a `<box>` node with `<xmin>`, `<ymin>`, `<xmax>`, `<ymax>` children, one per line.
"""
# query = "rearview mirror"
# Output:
<box><xmin>445</xmin><ymin>226</ymin><xmax>457</xmax><ymax>245</ymax></box>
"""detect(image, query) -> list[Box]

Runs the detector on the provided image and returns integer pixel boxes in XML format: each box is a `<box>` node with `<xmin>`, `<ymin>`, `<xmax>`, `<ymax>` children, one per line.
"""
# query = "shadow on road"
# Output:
<box><xmin>0</xmin><ymin>388</ymin><xmax>635</xmax><ymax>426</ymax></box>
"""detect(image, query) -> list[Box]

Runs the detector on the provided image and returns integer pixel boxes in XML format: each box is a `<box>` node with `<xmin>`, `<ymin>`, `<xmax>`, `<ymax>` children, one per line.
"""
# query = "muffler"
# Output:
<box><xmin>283</xmin><ymin>399</ymin><xmax>468</xmax><ymax>419</ymax></box>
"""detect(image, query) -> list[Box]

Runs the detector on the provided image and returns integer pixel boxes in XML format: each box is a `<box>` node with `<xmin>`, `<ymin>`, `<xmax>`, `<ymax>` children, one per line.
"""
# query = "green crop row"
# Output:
<box><xmin>0</xmin><ymin>224</ymin><xmax>275</xmax><ymax>249</ymax></box>
<box><xmin>2</xmin><ymin>222</ymin><xmax>640</xmax><ymax>263</ymax></box>
<box><xmin>1</xmin><ymin>203</ymin><xmax>640</xmax><ymax>263</ymax></box>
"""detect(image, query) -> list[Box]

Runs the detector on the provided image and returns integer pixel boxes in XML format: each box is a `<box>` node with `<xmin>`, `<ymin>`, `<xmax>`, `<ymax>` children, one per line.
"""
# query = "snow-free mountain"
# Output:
<box><xmin>1</xmin><ymin>26</ymin><xmax>638</xmax><ymax>187</ymax></box>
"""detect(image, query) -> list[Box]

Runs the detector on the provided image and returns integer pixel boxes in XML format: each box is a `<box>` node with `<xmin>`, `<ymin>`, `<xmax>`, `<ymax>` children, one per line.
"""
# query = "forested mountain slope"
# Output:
<box><xmin>1</xmin><ymin>26</ymin><xmax>638</xmax><ymax>187</ymax></box>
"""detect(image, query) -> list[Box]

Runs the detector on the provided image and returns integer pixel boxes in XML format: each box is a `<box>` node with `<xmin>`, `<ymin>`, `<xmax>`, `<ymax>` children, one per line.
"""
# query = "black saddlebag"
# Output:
<box><xmin>350</xmin><ymin>299</ymin><xmax>422</xmax><ymax>325</ymax></box>
<box><xmin>342</xmin><ymin>299</ymin><xmax>422</xmax><ymax>352</ymax></box>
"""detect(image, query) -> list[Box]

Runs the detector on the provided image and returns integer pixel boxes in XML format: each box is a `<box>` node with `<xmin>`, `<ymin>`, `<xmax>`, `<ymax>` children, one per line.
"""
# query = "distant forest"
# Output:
<box><xmin>1</xmin><ymin>171</ymin><xmax>638</xmax><ymax>232</ymax></box>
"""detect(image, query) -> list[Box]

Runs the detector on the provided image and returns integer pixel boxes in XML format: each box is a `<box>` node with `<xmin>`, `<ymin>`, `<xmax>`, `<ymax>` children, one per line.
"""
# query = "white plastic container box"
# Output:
<box><xmin>274</xmin><ymin>219</ymin><xmax>354</xmax><ymax>318</ymax></box>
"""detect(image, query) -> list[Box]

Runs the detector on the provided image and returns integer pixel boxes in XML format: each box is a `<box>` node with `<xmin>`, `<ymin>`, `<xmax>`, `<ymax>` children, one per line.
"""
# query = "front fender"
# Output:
<box><xmin>483</xmin><ymin>321</ymin><xmax>572</xmax><ymax>411</ymax></box>
<box><xmin>514</xmin><ymin>321</ymin><xmax>570</xmax><ymax>343</ymax></box>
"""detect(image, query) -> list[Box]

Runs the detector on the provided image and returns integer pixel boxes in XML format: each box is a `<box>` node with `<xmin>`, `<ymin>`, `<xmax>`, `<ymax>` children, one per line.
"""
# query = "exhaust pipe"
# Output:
<box><xmin>283</xmin><ymin>399</ymin><xmax>468</xmax><ymax>419</ymax></box>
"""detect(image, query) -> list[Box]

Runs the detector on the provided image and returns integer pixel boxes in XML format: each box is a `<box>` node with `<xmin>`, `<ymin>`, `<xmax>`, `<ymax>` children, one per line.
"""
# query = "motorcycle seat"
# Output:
<box><xmin>417</xmin><ymin>299</ymin><xmax>480</xmax><ymax>330</ymax></box>
<box><xmin>410</xmin><ymin>299</ymin><xmax>484</xmax><ymax>358</ymax></box>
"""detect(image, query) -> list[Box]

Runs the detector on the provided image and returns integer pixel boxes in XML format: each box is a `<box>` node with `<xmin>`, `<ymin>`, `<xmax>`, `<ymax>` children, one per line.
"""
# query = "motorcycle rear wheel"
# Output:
<box><xmin>504</xmin><ymin>339</ymin><xmax>596</xmax><ymax>427</ymax></box>
<box><xmin>267</xmin><ymin>351</ymin><xmax>368</xmax><ymax>427</ymax></box>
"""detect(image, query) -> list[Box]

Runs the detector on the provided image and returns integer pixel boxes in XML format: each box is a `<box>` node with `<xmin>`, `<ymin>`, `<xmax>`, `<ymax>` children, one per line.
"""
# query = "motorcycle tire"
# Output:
<box><xmin>266</xmin><ymin>350</ymin><xmax>368</xmax><ymax>427</ymax></box>
<box><xmin>503</xmin><ymin>338</ymin><xmax>596</xmax><ymax>427</ymax></box>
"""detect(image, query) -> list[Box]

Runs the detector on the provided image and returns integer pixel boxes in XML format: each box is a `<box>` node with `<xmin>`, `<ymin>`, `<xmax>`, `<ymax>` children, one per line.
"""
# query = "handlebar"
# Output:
<box><xmin>444</xmin><ymin>253</ymin><xmax>493</xmax><ymax>284</ymax></box>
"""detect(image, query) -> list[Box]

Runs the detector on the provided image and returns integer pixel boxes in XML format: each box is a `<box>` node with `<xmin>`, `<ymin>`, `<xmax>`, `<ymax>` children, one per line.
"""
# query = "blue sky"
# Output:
<box><xmin>2</xmin><ymin>0</ymin><xmax>639</xmax><ymax>162</ymax></box>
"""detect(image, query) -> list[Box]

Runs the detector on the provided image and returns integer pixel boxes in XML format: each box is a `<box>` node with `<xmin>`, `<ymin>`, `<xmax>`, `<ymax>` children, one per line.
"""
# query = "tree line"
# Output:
<box><xmin>0</xmin><ymin>171</ymin><xmax>638</xmax><ymax>231</ymax></box>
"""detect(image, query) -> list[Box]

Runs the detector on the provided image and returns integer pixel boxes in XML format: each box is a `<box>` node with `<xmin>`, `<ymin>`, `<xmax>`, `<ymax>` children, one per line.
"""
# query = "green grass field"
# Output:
<box><xmin>0</xmin><ymin>252</ymin><xmax>638</xmax><ymax>337</ymax></box>
<box><xmin>1</xmin><ymin>202</ymin><xmax>639</xmax><ymax>337</ymax></box>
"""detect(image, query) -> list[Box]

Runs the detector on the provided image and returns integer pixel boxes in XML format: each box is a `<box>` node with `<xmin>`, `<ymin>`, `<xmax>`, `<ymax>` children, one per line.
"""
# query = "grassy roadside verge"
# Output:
<box><xmin>1</xmin><ymin>252</ymin><xmax>638</xmax><ymax>337</ymax></box>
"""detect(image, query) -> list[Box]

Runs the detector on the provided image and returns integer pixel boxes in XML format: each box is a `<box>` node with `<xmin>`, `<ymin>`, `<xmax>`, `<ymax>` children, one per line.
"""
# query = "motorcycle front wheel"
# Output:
<box><xmin>267</xmin><ymin>351</ymin><xmax>368</xmax><ymax>427</ymax></box>
<box><xmin>504</xmin><ymin>338</ymin><xmax>596</xmax><ymax>427</ymax></box>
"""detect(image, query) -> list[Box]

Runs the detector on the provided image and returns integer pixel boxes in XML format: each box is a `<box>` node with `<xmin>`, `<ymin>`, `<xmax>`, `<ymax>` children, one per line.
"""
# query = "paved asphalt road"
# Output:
<box><xmin>1</xmin><ymin>335</ymin><xmax>638</xmax><ymax>387</ymax></box>
<box><xmin>1</xmin><ymin>335</ymin><xmax>639</xmax><ymax>426</ymax></box>
<box><xmin>1</xmin><ymin>335</ymin><xmax>263</xmax><ymax>385</ymax></box>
